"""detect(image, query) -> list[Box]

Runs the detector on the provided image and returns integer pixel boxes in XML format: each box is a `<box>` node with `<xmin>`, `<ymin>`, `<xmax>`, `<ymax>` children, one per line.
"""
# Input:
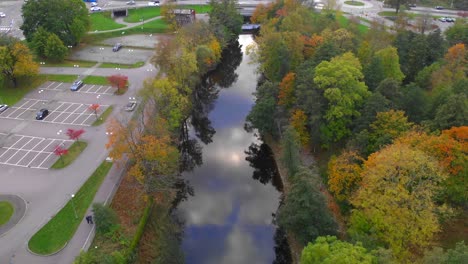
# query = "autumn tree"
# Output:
<box><xmin>89</xmin><ymin>104</ymin><xmax>100</xmax><ymax>119</ymax></box>
<box><xmin>290</xmin><ymin>109</ymin><xmax>309</xmax><ymax>147</ymax></box>
<box><xmin>0</xmin><ymin>42</ymin><xmax>39</xmax><ymax>87</ymax></box>
<box><xmin>327</xmin><ymin>150</ymin><xmax>364</xmax><ymax>201</ymax></box>
<box><xmin>278</xmin><ymin>72</ymin><xmax>296</xmax><ymax>108</ymax></box>
<box><xmin>350</xmin><ymin>143</ymin><xmax>449</xmax><ymax>260</ymax></box>
<box><xmin>277</xmin><ymin>167</ymin><xmax>338</xmax><ymax>245</ymax></box>
<box><xmin>66</xmin><ymin>128</ymin><xmax>85</xmax><ymax>146</ymax></box>
<box><xmin>314</xmin><ymin>52</ymin><xmax>370</xmax><ymax>146</ymax></box>
<box><xmin>107</xmin><ymin>74</ymin><xmax>128</xmax><ymax>94</ymax></box>
<box><xmin>301</xmin><ymin>236</ymin><xmax>375</xmax><ymax>264</ymax></box>
<box><xmin>53</xmin><ymin>145</ymin><xmax>68</xmax><ymax>165</ymax></box>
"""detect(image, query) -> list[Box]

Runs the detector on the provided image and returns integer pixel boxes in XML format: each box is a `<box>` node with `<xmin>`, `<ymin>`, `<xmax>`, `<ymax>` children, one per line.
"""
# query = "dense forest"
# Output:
<box><xmin>245</xmin><ymin>0</ymin><xmax>467</xmax><ymax>263</ymax></box>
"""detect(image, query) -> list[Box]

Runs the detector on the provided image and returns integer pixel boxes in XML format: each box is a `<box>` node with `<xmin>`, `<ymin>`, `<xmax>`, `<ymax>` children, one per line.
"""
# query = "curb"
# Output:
<box><xmin>0</xmin><ymin>194</ymin><xmax>28</xmax><ymax>238</ymax></box>
<box><xmin>26</xmin><ymin>242</ymin><xmax>68</xmax><ymax>257</ymax></box>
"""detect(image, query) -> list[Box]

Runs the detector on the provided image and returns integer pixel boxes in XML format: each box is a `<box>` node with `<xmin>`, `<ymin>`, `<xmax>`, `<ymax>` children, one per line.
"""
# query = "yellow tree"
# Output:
<box><xmin>290</xmin><ymin>109</ymin><xmax>309</xmax><ymax>147</ymax></box>
<box><xmin>327</xmin><ymin>150</ymin><xmax>364</xmax><ymax>201</ymax></box>
<box><xmin>0</xmin><ymin>42</ymin><xmax>39</xmax><ymax>87</ymax></box>
<box><xmin>278</xmin><ymin>72</ymin><xmax>296</xmax><ymax>108</ymax></box>
<box><xmin>351</xmin><ymin>142</ymin><xmax>449</xmax><ymax>260</ymax></box>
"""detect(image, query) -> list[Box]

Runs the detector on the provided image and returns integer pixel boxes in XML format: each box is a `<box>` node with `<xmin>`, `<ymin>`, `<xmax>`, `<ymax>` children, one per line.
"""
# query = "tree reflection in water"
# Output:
<box><xmin>245</xmin><ymin>142</ymin><xmax>284</xmax><ymax>192</ymax></box>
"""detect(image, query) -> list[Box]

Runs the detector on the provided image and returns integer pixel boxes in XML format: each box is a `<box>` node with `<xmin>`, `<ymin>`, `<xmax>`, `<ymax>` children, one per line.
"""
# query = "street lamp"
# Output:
<box><xmin>70</xmin><ymin>194</ymin><xmax>78</xmax><ymax>219</ymax></box>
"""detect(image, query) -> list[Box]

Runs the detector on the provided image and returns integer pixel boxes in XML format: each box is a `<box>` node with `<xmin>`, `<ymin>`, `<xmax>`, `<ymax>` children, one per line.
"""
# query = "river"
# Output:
<box><xmin>175</xmin><ymin>35</ymin><xmax>290</xmax><ymax>263</ymax></box>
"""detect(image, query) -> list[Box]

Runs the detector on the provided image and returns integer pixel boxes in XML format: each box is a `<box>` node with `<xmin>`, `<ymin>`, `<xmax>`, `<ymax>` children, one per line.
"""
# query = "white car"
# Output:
<box><xmin>125</xmin><ymin>101</ymin><xmax>137</xmax><ymax>112</ymax></box>
<box><xmin>0</xmin><ymin>104</ymin><xmax>8</xmax><ymax>113</ymax></box>
<box><xmin>0</xmin><ymin>12</ymin><xmax>6</xmax><ymax>18</ymax></box>
<box><xmin>91</xmin><ymin>2</ymin><xmax>98</xmax><ymax>7</ymax></box>
<box><xmin>90</xmin><ymin>6</ymin><xmax>102</xmax><ymax>12</ymax></box>
<box><xmin>127</xmin><ymin>0</ymin><xmax>136</xmax><ymax>5</ymax></box>
<box><xmin>148</xmin><ymin>1</ymin><xmax>160</xmax><ymax>6</ymax></box>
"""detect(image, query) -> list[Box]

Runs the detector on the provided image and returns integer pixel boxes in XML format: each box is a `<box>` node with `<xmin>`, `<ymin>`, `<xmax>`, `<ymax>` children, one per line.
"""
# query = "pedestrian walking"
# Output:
<box><xmin>85</xmin><ymin>215</ymin><xmax>91</xmax><ymax>224</ymax></box>
<box><xmin>89</xmin><ymin>215</ymin><xmax>93</xmax><ymax>224</ymax></box>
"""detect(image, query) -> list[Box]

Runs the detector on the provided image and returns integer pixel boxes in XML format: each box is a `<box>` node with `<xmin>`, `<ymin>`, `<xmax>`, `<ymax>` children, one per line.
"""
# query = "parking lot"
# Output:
<box><xmin>39</xmin><ymin>81</ymin><xmax>116</xmax><ymax>95</ymax></box>
<box><xmin>0</xmin><ymin>98</ymin><xmax>109</xmax><ymax>126</ymax></box>
<box><xmin>0</xmin><ymin>134</ymin><xmax>73</xmax><ymax>169</ymax></box>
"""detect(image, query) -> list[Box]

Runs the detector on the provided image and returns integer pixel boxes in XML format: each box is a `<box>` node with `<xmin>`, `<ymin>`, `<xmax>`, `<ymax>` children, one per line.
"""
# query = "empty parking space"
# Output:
<box><xmin>0</xmin><ymin>98</ymin><xmax>109</xmax><ymax>126</ymax></box>
<box><xmin>39</xmin><ymin>82</ymin><xmax>116</xmax><ymax>95</ymax></box>
<box><xmin>0</xmin><ymin>134</ymin><xmax>73</xmax><ymax>169</ymax></box>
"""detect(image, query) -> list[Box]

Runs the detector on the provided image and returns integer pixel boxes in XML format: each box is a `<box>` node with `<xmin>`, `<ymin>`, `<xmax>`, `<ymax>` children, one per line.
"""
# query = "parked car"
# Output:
<box><xmin>446</xmin><ymin>17</ymin><xmax>455</xmax><ymax>22</ymax></box>
<box><xmin>70</xmin><ymin>80</ymin><xmax>84</xmax><ymax>91</ymax></box>
<box><xmin>439</xmin><ymin>17</ymin><xmax>447</xmax><ymax>22</ymax></box>
<box><xmin>435</xmin><ymin>6</ymin><xmax>444</xmax><ymax>10</ymax></box>
<box><xmin>125</xmin><ymin>101</ymin><xmax>137</xmax><ymax>111</ymax></box>
<box><xmin>90</xmin><ymin>6</ymin><xmax>102</xmax><ymax>12</ymax></box>
<box><xmin>113</xmin><ymin>43</ymin><xmax>123</xmax><ymax>52</ymax></box>
<box><xmin>0</xmin><ymin>104</ymin><xmax>8</xmax><ymax>113</ymax></box>
<box><xmin>91</xmin><ymin>2</ymin><xmax>98</xmax><ymax>7</ymax></box>
<box><xmin>36</xmin><ymin>109</ymin><xmax>49</xmax><ymax>120</ymax></box>
<box><xmin>148</xmin><ymin>1</ymin><xmax>160</xmax><ymax>6</ymax></box>
<box><xmin>409</xmin><ymin>3</ymin><xmax>416</xmax><ymax>7</ymax></box>
<box><xmin>127</xmin><ymin>0</ymin><xmax>136</xmax><ymax>5</ymax></box>
<box><xmin>0</xmin><ymin>12</ymin><xmax>6</xmax><ymax>18</ymax></box>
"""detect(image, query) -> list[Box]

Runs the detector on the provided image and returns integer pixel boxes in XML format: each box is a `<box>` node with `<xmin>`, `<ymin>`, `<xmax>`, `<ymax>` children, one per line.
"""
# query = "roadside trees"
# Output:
<box><xmin>0</xmin><ymin>42</ymin><xmax>39</xmax><ymax>87</ymax></box>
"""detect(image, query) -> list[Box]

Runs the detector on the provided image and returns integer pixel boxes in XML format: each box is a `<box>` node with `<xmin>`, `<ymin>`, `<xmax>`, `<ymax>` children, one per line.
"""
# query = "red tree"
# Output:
<box><xmin>89</xmin><ymin>104</ymin><xmax>100</xmax><ymax>119</ymax></box>
<box><xmin>66</xmin><ymin>128</ymin><xmax>85</xmax><ymax>145</ymax></box>
<box><xmin>53</xmin><ymin>145</ymin><xmax>69</xmax><ymax>164</ymax></box>
<box><xmin>107</xmin><ymin>74</ymin><xmax>128</xmax><ymax>94</ymax></box>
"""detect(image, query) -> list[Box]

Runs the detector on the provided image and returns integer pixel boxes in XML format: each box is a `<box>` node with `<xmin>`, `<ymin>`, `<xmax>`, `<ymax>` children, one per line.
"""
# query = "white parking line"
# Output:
<box><xmin>15</xmin><ymin>138</ymin><xmax>46</xmax><ymax>166</ymax></box>
<box><xmin>0</xmin><ymin>135</ymin><xmax>25</xmax><ymax>160</ymax></box>
<box><xmin>4</xmin><ymin>137</ymin><xmax>35</xmax><ymax>164</ymax></box>
<box><xmin>26</xmin><ymin>139</ymin><xmax>59</xmax><ymax>168</ymax></box>
<box><xmin>45</xmin><ymin>82</ymin><xmax>55</xmax><ymax>89</ymax></box>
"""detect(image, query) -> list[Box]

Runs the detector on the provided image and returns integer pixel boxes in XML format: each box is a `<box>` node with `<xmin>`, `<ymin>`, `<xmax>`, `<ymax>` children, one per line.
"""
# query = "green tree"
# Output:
<box><xmin>432</xmin><ymin>93</ymin><xmax>468</xmax><ymax>130</ymax></box>
<box><xmin>445</xmin><ymin>20</ymin><xmax>468</xmax><ymax>46</ymax></box>
<box><xmin>208</xmin><ymin>0</ymin><xmax>243</xmax><ymax>45</ymax></box>
<box><xmin>301</xmin><ymin>236</ymin><xmax>375</xmax><ymax>264</ymax></box>
<box><xmin>92</xmin><ymin>203</ymin><xmax>118</xmax><ymax>235</ymax></box>
<box><xmin>386</xmin><ymin>0</ymin><xmax>409</xmax><ymax>14</ymax></box>
<box><xmin>375</xmin><ymin>78</ymin><xmax>403</xmax><ymax>108</ymax></box>
<box><xmin>280</xmin><ymin>126</ymin><xmax>301</xmax><ymax>178</ymax></box>
<box><xmin>0</xmin><ymin>42</ymin><xmax>39</xmax><ymax>87</ymax></box>
<box><xmin>277</xmin><ymin>167</ymin><xmax>338</xmax><ymax>245</ymax></box>
<box><xmin>314</xmin><ymin>52</ymin><xmax>370</xmax><ymax>146</ymax></box>
<box><xmin>246</xmin><ymin>81</ymin><xmax>280</xmax><ymax>136</ymax></box>
<box><xmin>422</xmin><ymin>241</ymin><xmax>468</xmax><ymax>264</ymax></box>
<box><xmin>44</xmin><ymin>33</ymin><xmax>68</xmax><ymax>62</ymax></box>
<box><xmin>21</xmin><ymin>0</ymin><xmax>89</xmax><ymax>46</ymax></box>
<box><xmin>375</xmin><ymin>46</ymin><xmax>405</xmax><ymax>83</ymax></box>
<box><xmin>30</xmin><ymin>27</ymin><xmax>50</xmax><ymax>58</ymax></box>
<box><xmin>363</xmin><ymin>56</ymin><xmax>386</xmax><ymax>91</ymax></box>
<box><xmin>350</xmin><ymin>143</ymin><xmax>448</xmax><ymax>260</ymax></box>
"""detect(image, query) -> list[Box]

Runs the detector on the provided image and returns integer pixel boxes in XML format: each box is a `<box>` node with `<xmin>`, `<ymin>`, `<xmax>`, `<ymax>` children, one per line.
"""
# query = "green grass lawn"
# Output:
<box><xmin>124</xmin><ymin>7</ymin><xmax>162</xmax><ymax>23</ymax></box>
<box><xmin>337</xmin><ymin>15</ymin><xmax>369</xmax><ymax>34</ymax></box>
<box><xmin>99</xmin><ymin>61</ymin><xmax>145</xmax><ymax>69</ymax></box>
<box><xmin>88</xmin><ymin>18</ymin><xmax>170</xmax><ymax>42</ymax></box>
<box><xmin>0</xmin><ymin>76</ymin><xmax>47</xmax><ymax>105</ymax></box>
<box><xmin>0</xmin><ymin>201</ymin><xmax>14</xmax><ymax>226</ymax></box>
<box><xmin>92</xmin><ymin>105</ymin><xmax>114</xmax><ymax>126</ymax></box>
<box><xmin>90</xmin><ymin>12</ymin><xmax>126</xmax><ymax>31</ymax></box>
<box><xmin>378</xmin><ymin>11</ymin><xmax>398</xmax><ymax>16</ymax></box>
<box><xmin>51</xmin><ymin>141</ymin><xmax>88</xmax><ymax>169</ymax></box>
<box><xmin>82</xmin><ymin>76</ymin><xmax>109</xmax><ymax>85</ymax></box>
<box><xmin>40</xmin><ymin>60</ymin><xmax>97</xmax><ymax>68</ymax></box>
<box><xmin>28</xmin><ymin>161</ymin><xmax>113</xmax><ymax>255</ymax></box>
<box><xmin>344</xmin><ymin>1</ymin><xmax>365</xmax><ymax>6</ymax></box>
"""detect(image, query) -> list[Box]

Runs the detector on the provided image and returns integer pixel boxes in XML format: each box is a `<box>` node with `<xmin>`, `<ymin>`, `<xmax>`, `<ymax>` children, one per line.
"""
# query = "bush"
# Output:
<box><xmin>125</xmin><ymin>197</ymin><xmax>153</xmax><ymax>261</ymax></box>
<box><xmin>92</xmin><ymin>203</ymin><xmax>118</xmax><ymax>235</ymax></box>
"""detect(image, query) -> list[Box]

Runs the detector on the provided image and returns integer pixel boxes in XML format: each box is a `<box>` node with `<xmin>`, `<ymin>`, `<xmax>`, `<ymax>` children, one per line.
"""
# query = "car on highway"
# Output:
<box><xmin>127</xmin><ymin>0</ymin><xmax>136</xmax><ymax>5</ymax></box>
<box><xmin>36</xmin><ymin>109</ymin><xmax>49</xmax><ymax>120</ymax></box>
<box><xmin>70</xmin><ymin>80</ymin><xmax>84</xmax><ymax>91</ymax></box>
<box><xmin>0</xmin><ymin>12</ymin><xmax>6</xmax><ymax>18</ymax></box>
<box><xmin>90</xmin><ymin>6</ymin><xmax>102</xmax><ymax>12</ymax></box>
<box><xmin>125</xmin><ymin>101</ymin><xmax>137</xmax><ymax>111</ymax></box>
<box><xmin>0</xmin><ymin>104</ymin><xmax>8</xmax><ymax>113</ymax></box>
<box><xmin>113</xmin><ymin>43</ymin><xmax>123</xmax><ymax>52</ymax></box>
<box><xmin>148</xmin><ymin>1</ymin><xmax>160</xmax><ymax>6</ymax></box>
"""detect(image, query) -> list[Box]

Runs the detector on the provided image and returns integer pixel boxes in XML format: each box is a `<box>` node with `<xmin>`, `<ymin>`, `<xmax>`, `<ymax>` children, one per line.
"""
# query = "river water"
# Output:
<box><xmin>176</xmin><ymin>35</ymin><xmax>289</xmax><ymax>263</ymax></box>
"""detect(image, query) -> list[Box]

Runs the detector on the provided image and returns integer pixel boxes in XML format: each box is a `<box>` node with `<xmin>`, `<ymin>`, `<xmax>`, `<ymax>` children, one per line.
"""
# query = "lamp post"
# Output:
<box><xmin>70</xmin><ymin>194</ymin><xmax>78</xmax><ymax>219</ymax></box>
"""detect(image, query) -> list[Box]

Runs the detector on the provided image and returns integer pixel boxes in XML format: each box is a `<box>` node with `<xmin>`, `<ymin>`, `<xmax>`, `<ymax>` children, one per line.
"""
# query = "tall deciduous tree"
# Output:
<box><xmin>246</xmin><ymin>81</ymin><xmax>280</xmax><ymax>136</ymax></box>
<box><xmin>350</xmin><ymin>143</ymin><xmax>448</xmax><ymax>260</ymax></box>
<box><xmin>290</xmin><ymin>109</ymin><xmax>309</xmax><ymax>147</ymax></box>
<box><xmin>208</xmin><ymin>0</ymin><xmax>243</xmax><ymax>45</ymax></box>
<box><xmin>374</xmin><ymin>46</ymin><xmax>405</xmax><ymax>83</ymax></box>
<box><xmin>301</xmin><ymin>236</ymin><xmax>375</xmax><ymax>264</ymax></box>
<box><xmin>314</xmin><ymin>52</ymin><xmax>370</xmax><ymax>146</ymax></box>
<box><xmin>277</xmin><ymin>167</ymin><xmax>338</xmax><ymax>245</ymax></box>
<box><xmin>0</xmin><ymin>42</ymin><xmax>39</xmax><ymax>87</ymax></box>
<box><xmin>44</xmin><ymin>33</ymin><xmax>68</xmax><ymax>62</ymax></box>
<box><xmin>328</xmin><ymin>150</ymin><xmax>364</xmax><ymax>201</ymax></box>
<box><xmin>278</xmin><ymin>72</ymin><xmax>296</xmax><ymax>108</ymax></box>
<box><xmin>21</xmin><ymin>0</ymin><xmax>89</xmax><ymax>46</ymax></box>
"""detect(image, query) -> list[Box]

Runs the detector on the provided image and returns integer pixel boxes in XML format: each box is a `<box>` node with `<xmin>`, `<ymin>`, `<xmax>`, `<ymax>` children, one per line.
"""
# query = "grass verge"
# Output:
<box><xmin>92</xmin><ymin>106</ymin><xmax>114</xmax><ymax>126</ymax></box>
<box><xmin>99</xmin><ymin>61</ymin><xmax>145</xmax><ymax>69</ymax></box>
<box><xmin>124</xmin><ymin>7</ymin><xmax>162</xmax><ymax>23</ymax></box>
<box><xmin>90</xmin><ymin>12</ymin><xmax>126</xmax><ymax>31</ymax></box>
<box><xmin>337</xmin><ymin>15</ymin><xmax>369</xmax><ymax>34</ymax></box>
<box><xmin>28</xmin><ymin>160</ymin><xmax>113</xmax><ymax>255</ymax></box>
<box><xmin>0</xmin><ymin>76</ymin><xmax>47</xmax><ymax>105</ymax></box>
<box><xmin>344</xmin><ymin>1</ymin><xmax>365</xmax><ymax>6</ymax></box>
<box><xmin>0</xmin><ymin>201</ymin><xmax>14</xmax><ymax>226</ymax></box>
<box><xmin>51</xmin><ymin>141</ymin><xmax>88</xmax><ymax>169</ymax></box>
<box><xmin>40</xmin><ymin>60</ymin><xmax>97</xmax><ymax>68</ymax></box>
<box><xmin>82</xmin><ymin>76</ymin><xmax>109</xmax><ymax>85</ymax></box>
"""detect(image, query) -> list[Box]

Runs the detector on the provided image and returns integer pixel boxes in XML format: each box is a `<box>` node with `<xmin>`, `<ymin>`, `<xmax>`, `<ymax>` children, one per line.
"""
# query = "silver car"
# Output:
<box><xmin>0</xmin><ymin>104</ymin><xmax>8</xmax><ymax>113</ymax></box>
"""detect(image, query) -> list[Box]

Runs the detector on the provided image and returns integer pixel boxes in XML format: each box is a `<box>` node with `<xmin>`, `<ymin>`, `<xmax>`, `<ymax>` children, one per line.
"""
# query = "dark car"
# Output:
<box><xmin>0</xmin><ymin>104</ymin><xmax>8</xmax><ymax>113</ymax></box>
<box><xmin>70</xmin><ymin>80</ymin><xmax>84</xmax><ymax>91</ymax></box>
<box><xmin>435</xmin><ymin>6</ymin><xmax>444</xmax><ymax>10</ymax></box>
<box><xmin>113</xmin><ymin>43</ymin><xmax>123</xmax><ymax>52</ymax></box>
<box><xmin>36</xmin><ymin>109</ymin><xmax>49</xmax><ymax>120</ymax></box>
